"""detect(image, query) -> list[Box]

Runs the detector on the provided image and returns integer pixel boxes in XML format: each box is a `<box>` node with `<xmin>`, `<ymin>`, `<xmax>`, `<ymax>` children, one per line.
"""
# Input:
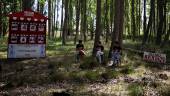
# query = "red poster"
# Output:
<box><xmin>7</xmin><ymin>9</ymin><xmax>48</xmax><ymax>58</ymax></box>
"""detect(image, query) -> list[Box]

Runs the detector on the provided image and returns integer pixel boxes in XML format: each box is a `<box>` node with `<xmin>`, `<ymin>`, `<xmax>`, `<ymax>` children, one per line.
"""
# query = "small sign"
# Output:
<box><xmin>30</xmin><ymin>24</ymin><xmax>37</xmax><ymax>31</ymax></box>
<box><xmin>8</xmin><ymin>44</ymin><xmax>45</xmax><ymax>58</ymax></box>
<box><xmin>11</xmin><ymin>22</ymin><xmax>18</xmax><ymax>31</ymax></box>
<box><xmin>143</xmin><ymin>52</ymin><xmax>166</xmax><ymax>64</ymax></box>
<box><xmin>21</xmin><ymin>23</ymin><xmax>28</xmax><ymax>31</ymax></box>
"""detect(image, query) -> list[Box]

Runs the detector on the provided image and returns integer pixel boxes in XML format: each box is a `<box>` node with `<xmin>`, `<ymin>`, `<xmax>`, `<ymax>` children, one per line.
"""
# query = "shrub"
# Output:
<box><xmin>101</xmin><ymin>69</ymin><xmax>119</xmax><ymax>80</ymax></box>
<box><xmin>128</xmin><ymin>83</ymin><xmax>144</xmax><ymax>96</ymax></box>
<box><xmin>85</xmin><ymin>71</ymin><xmax>101</xmax><ymax>82</ymax></box>
<box><xmin>120</xmin><ymin>65</ymin><xmax>134</xmax><ymax>74</ymax></box>
<box><xmin>157</xmin><ymin>85</ymin><xmax>170</xmax><ymax>96</ymax></box>
<box><xmin>69</xmin><ymin>71</ymin><xmax>86</xmax><ymax>83</ymax></box>
<box><xmin>79</xmin><ymin>57</ymin><xmax>99</xmax><ymax>69</ymax></box>
<box><xmin>49</xmin><ymin>71</ymin><xmax>70</xmax><ymax>82</ymax></box>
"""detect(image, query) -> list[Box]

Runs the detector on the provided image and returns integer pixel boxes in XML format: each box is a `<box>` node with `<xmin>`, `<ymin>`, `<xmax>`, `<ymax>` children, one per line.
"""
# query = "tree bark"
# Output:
<box><xmin>161</xmin><ymin>23</ymin><xmax>170</xmax><ymax>47</ymax></box>
<box><xmin>142</xmin><ymin>0</ymin><xmax>154</xmax><ymax>45</ymax></box>
<box><xmin>0</xmin><ymin>2</ymin><xmax>2</xmax><ymax>37</ymax></box>
<box><xmin>108</xmin><ymin>0</ymin><xmax>124</xmax><ymax>58</ymax></box>
<box><xmin>156</xmin><ymin>0</ymin><xmax>165</xmax><ymax>45</ymax></box>
<box><xmin>60</xmin><ymin>0</ymin><xmax>64</xmax><ymax>38</ymax></box>
<box><xmin>105</xmin><ymin>0</ymin><xmax>110</xmax><ymax>43</ymax></box>
<box><xmin>22</xmin><ymin>0</ymin><xmax>34</xmax><ymax>10</ymax></box>
<box><xmin>48</xmin><ymin>0</ymin><xmax>52</xmax><ymax>39</ymax></box>
<box><xmin>92</xmin><ymin>0</ymin><xmax>102</xmax><ymax>56</ymax></box>
<box><xmin>74</xmin><ymin>0</ymin><xmax>80</xmax><ymax>44</ymax></box>
<box><xmin>131</xmin><ymin>0</ymin><xmax>136</xmax><ymax>40</ymax></box>
<box><xmin>62</xmin><ymin>0</ymin><xmax>69</xmax><ymax>45</ymax></box>
<box><xmin>143</xmin><ymin>0</ymin><xmax>146</xmax><ymax>39</ymax></box>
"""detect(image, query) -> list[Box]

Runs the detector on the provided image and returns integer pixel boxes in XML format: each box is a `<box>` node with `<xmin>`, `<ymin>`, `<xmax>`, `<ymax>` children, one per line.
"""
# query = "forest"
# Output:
<box><xmin>0</xmin><ymin>0</ymin><xmax>170</xmax><ymax>96</ymax></box>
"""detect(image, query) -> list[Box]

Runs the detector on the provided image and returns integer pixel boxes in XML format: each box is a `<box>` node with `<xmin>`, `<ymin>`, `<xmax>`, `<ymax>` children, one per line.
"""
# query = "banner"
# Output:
<box><xmin>143</xmin><ymin>52</ymin><xmax>166</xmax><ymax>64</ymax></box>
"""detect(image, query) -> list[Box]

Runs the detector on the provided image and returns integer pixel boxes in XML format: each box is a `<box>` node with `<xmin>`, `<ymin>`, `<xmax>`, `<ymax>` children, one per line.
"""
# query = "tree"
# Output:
<box><xmin>104</xmin><ymin>0</ymin><xmax>110</xmax><ymax>43</ymax></box>
<box><xmin>62</xmin><ymin>0</ymin><xmax>69</xmax><ymax>45</ymax></box>
<box><xmin>74</xmin><ymin>0</ymin><xmax>80</xmax><ymax>44</ymax></box>
<box><xmin>156</xmin><ymin>0</ymin><xmax>166</xmax><ymax>45</ymax></box>
<box><xmin>92</xmin><ymin>0</ymin><xmax>102</xmax><ymax>56</ymax></box>
<box><xmin>0</xmin><ymin>2</ymin><xmax>2</xmax><ymax>37</ymax></box>
<box><xmin>109</xmin><ymin>0</ymin><xmax>124</xmax><ymax>57</ymax></box>
<box><xmin>142</xmin><ymin>0</ymin><xmax>155</xmax><ymax>45</ymax></box>
<box><xmin>48</xmin><ymin>0</ymin><xmax>52</xmax><ymax>39</ymax></box>
<box><xmin>131</xmin><ymin>0</ymin><xmax>136</xmax><ymax>40</ymax></box>
<box><xmin>22</xmin><ymin>0</ymin><xmax>34</xmax><ymax>10</ymax></box>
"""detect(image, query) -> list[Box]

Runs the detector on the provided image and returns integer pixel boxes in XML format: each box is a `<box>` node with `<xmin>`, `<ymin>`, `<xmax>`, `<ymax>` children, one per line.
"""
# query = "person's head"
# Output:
<box><xmin>78</xmin><ymin>40</ymin><xmax>82</xmax><ymax>44</ymax></box>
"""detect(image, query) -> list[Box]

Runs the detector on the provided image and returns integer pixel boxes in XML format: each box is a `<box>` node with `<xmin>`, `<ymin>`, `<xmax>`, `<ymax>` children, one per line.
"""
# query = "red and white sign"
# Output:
<box><xmin>8</xmin><ymin>10</ymin><xmax>48</xmax><ymax>58</ymax></box>
<box><xmin>143</xmin><ymin>52</ymin><xmax>166</xmax><ymax>64</ymax></box>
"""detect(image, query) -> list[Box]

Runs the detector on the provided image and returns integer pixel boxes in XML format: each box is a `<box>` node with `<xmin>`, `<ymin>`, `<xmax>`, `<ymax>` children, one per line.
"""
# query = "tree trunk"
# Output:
<box><xmin>48</xmin><ymin>0</ymin><xmax>52</xmax><ymax>39</ymax></box>
<box><xmin>161</xmin><ymin>23</ymin><xmax>170</xmax><ymax>47</ymax></box>
<box><xmin>60</xmin><ymin>0</ymin><xmax>64</xmax><ymax>38</ymax></box>
<box><xmin>156</xmin><ymin>0</ymin><xmax>165</xmax><ymax>45</ymax></box>
<box><xmin>143</xmin><ymin>0</ymin><xmax>146</xmax><ymax>39</ymax></box>
<box><xmin>51</xmin><ymin>0</ymin><xmax>54</xmax><ymax>38</ymax></box>
<box><xmin>92</xmin><ymin>0</ymin><xmax>102</xmax><ymax>56</ymax></box>
<box><xmin>131</xmin><ymin>0</ymin><xmax>136</xmax><ymax>40</ymax></box>
<box><xmin>109</xmin><ymin>0</ymin><xmax>124</xmax><ymax>58</ymax></box>
<box><xmin>138</xmin><ymin>0</ymin><xmax>141</xmax><ymax>37</ymax></box>
<box><xmin>110</xmin><ymin>0</ymin><xmax>114</xmax><ymax>33</ymax></box>
<box><xmin>142</xmin><ymin>0</ymin><xmax>154</xmax><ymax>45</ymax></box>
<box><xmin>105</xmin><ymin>0</ymin><xmax>110</xmax><ymax>43</ymax></box>
<box><xmin>22</xmin><ymin>0</ymin><xmax>34</xmax><ymax>10</ymax></box>
<box><xmin>74</xmin><ymin>0</ymin><xmax>80</xmax><ymax>44</ymax></box>
<box><xmin>83</xmin><ymin>0</ymin><xmax>87</xmax><ymax>41</ymax></box>
<box><xmin>62</xmin><ymin>0</ymin><xmax>69</xmax><ymax>45</ymax></box>
<box><xmin>0</xmin><ymin>2</ymin><xmax>2</xmax><ymax>37</ymax></box>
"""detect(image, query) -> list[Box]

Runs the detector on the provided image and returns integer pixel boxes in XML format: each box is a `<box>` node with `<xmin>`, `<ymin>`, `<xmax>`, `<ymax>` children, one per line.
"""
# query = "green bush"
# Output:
<box><xmin>101</xmin><ymin>69</ymin><xmax>119</xmax><ymax>80</ymax></box>
<box><xmin>69</xmin><ymin>71</ymin><xmax>86</xmax><ymax>83</ymax></box>
<box><xmin>157</xmin><ymin>85</ymin><xmax>170</xmax><ymax>96</ymax></box>
<box><xmin>120</xmin><ymin>65</ymin><xmax>134</xmax><ymax>74</ymax></box>
<box><xmin>49</xmin><ymin>71</ymin><xmax>70</xmax><ymax>82</ymax></box>
<box><xmin>79</xmin><ymin>57</ymin><xmax>99</xmax><ymax>69</ymax></box>
<box><xmin>128</xmin><ymin>83</ymin><xmax>144</xmax><ymax>96</ymax></box>
<box><xmin>85</xmin><ymin>71</ymin><xmax>101</xmax><ymax>82</ymax></box>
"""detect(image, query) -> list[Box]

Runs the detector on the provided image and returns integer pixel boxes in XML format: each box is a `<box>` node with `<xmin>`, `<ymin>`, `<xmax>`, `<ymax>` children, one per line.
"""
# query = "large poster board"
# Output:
<box><xmin>8</xmin><ymin>10</ymin><xmax>47</xmax><ymax>58</ymax></box>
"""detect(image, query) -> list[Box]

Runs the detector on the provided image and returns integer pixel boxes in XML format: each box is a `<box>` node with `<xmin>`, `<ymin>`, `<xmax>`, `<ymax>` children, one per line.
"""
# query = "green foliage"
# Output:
<box><xmin>79</xmin><ymin>56</ymin><xmax>99</xmax><ymax>69</ymax></box>
<box><xmin>69</xmin><ymin>71</ymin><xmax>86</xmax><ymax>83</ymax></box>
<box><xmin>128</xmin><ymin>83</ymin><xmax>144</xmax><ymax>96</ymax></box>
<box><xmin>85</xmin><ymin>71</ymin><xmax>101</xmax><ymax>82</ymax></box>
<box><xmin>49</xmin><ymin>71</ymin><xmax>70</xmax><ymax>82</ymax></box>
<box><xmin>120</xmin><ymin>65</ymin><xmax>134</xmax><ymax>74</ymax></box>
<box><xmin>101</xmin><ymin>69</ymin><xmax>119</xmax><ymax>80</ymax></box>
<box><xmin>157</xmin><ymin>85</ymin><xmax>170</xmax><ymax>96</ymax></box>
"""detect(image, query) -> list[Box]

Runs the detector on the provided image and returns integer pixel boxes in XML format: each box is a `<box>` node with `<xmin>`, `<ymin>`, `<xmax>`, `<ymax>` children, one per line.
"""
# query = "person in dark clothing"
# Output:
<box><xmin>76</xmin><ymin>40</ymin><xmax>85</xmax><ymax>62</ymax></box>
<box><xmin>95</xmin><ymin>41</ymin><xmax>104</xmax><ymax>64</ymax></box>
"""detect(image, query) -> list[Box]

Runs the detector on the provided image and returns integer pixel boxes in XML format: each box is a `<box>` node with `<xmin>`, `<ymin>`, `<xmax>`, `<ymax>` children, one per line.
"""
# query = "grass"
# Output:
<box><xmin>128</xmin><ymin>83</ymin><xmax>144</xmax><ymax>96</ymax></box>
<box><xmin>85</xmin><ymin>70</ymin><xmax>101</xmax><ymax>82</ymax></box>
<box><xmin>0</xmin><ymin>37</ymin><xmax>170</xmax><ymax>95</ymax></box>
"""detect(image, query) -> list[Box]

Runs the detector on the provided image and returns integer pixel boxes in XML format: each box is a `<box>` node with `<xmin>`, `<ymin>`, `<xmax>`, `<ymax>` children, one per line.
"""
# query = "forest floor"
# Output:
<box><xmin>0</xmin><ymin>37</ymin><xmax>170</xmax><ymax>96</ymax></box>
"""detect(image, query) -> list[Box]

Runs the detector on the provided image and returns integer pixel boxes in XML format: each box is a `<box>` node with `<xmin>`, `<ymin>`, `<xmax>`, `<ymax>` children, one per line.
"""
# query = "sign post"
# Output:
<box><xmin>8</xmin><ymin>10</ymin><xmax>48</xmax><ymax>58</ymax></box>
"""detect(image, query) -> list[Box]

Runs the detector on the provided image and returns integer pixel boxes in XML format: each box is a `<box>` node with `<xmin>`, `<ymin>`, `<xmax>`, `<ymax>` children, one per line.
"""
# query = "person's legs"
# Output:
<box><xmin>75</xmin><ymin>51</ymin><xmax>80</xmax><ymax>62</ymax></box>
<box><xmin>96</xmin><ymin>51</ymin><xmax>102</xmax><ymax>64</ymax></box>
